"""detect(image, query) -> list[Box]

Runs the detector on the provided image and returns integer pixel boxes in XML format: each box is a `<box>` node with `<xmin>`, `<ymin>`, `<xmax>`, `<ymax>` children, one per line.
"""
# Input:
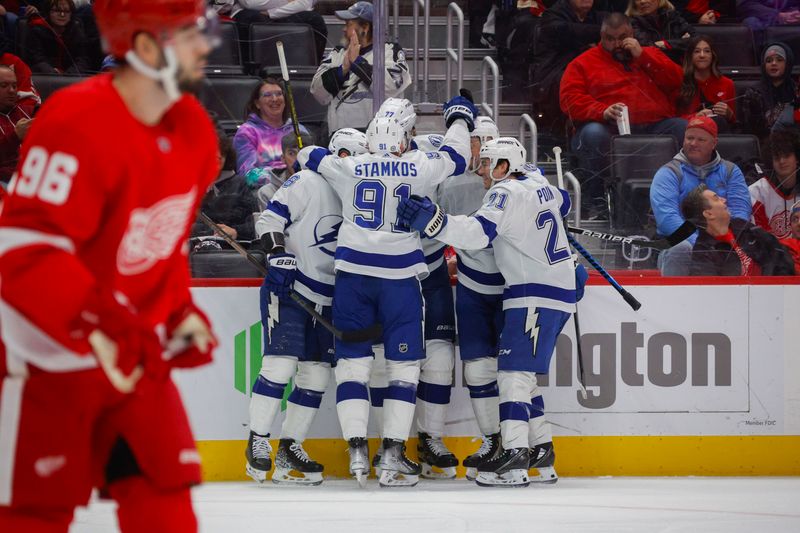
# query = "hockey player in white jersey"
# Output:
<box><xmin>399</xmin><ymin>138</ymin><xmax>587</xmax><ymax>487</ymax></box>
<box><xmin>435</xmin><ymin>117</ymin><xmax>508</xmax><ymax>480</ymax></box>
<box><xmin>245</xmin><ymin>130</ymin><xmax>368</xmax><ymax>485</ymax></box>
<box><xmin>298</xmin><ymin>94</ymin><xmax>476</xmax><ymax>487</ymax></box>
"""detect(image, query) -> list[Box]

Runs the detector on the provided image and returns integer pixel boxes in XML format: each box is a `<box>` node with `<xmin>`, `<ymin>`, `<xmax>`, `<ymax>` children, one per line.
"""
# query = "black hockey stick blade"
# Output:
<box><xmin>198</xmin><ymin>213</ymin><xmax>383</xmax><ymax>343</ymax></box>
<box><xmin>665</xmin><ymin>220</ymin><xmax>697</xmax><ymax>247</ymax></box>
<box><xmin>567</xmin><ymin>226</ymin><xmax>673</xmax><ymax>251</ymax></box>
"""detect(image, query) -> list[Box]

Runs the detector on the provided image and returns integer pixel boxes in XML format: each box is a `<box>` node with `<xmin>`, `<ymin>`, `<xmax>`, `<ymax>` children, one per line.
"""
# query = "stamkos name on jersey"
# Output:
<box><xmin>354</xmin><ymin>161</ymin><xmax>418</xmax><ymax>177</ymax></box>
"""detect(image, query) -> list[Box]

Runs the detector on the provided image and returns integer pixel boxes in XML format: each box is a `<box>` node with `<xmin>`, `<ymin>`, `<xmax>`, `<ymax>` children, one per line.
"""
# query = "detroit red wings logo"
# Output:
<box><xmin>769</xmin><ymin>212</ymin><xmax>790</xmax><ymax>239</ymax></box>
<box><xmin>117</xmin><ymin>189</ymin><xmax>197</xmax><ymax>275</ymax></box>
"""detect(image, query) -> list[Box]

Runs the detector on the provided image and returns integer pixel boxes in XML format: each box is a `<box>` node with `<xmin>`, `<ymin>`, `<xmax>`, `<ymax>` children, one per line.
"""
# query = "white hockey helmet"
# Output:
<box><xmin>367</xmin><ymin>117</ymin><xmax>406</xmax><ymax>154</ymax></box>
<box><xmin>471</xmin><ymin>116</ymin><xmax>499</xmax><ymax>144</ymax></box>
<box><xmin>328</xmin><ymin>128</ymin><xmax>369</xmax><ymax>157</ymax></box>
<box><xmin>479</xmin><ymin>137</ymin><xmax>527</xmax><ymax>181</ymax></box>
<box><xmin>376</xmin><ymin>97</ymin><xmax>416</xmax><ymax>139</ymax></box>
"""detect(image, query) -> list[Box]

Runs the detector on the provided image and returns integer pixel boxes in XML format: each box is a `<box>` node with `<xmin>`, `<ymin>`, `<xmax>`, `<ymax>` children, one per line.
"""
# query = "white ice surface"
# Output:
<box><xmin>70</xmin><ymin>477</ymin><xmax>800</xmax><ymax>533</ymax></box>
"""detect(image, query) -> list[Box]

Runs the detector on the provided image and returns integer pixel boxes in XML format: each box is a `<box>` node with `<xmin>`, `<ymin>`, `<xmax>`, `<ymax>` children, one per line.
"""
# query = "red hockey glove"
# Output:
<box><xmin>76</xmin><ymin>289</ymin><xmax>162</xmax><ymax>393</ymax></box>
<box><xmin>164</xmin><ymin>301</ymin><xmax>217</xmax><ymax>371</ymax></box>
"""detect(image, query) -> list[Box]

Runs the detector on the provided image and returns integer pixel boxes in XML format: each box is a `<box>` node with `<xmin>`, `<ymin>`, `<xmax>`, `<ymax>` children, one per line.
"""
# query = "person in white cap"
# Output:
<box><xmin>311</xmin><ymin>1</ymin><xmax>411</xmax><ymax>134</ymax></box>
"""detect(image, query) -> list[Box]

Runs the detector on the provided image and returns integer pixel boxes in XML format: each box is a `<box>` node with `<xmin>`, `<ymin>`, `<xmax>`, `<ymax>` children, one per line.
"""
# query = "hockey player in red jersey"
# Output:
<box><xmin>0</xmin><ymin>1</ymin><xmax>220</xmax><ymax>531</ymax></box>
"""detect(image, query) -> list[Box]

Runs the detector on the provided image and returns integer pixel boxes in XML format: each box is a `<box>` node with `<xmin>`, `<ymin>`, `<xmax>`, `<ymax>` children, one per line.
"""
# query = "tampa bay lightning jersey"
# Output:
<box><xmin>435</xmin><ymin>168</ymin><xmax>576</xmax><ymax>312</ymax></box>
<box><xmin>409</xmin><ymin>134</ymin><xmax>449</xmax><ymax>273</ymax></box>
<box><xmin>304</xmin><ymin>121</ymin><xmax>470</xmax><ymax>280</ymax></box>
<box><xmin>255</xmin><ymin>169</ymin><xmax>342</xmax><ymax>306</ymax></box>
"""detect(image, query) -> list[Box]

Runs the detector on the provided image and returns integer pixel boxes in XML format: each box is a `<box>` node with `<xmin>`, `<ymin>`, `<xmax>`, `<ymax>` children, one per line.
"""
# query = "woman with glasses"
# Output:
<box><xmin>24</xmin><ymin>0</ymin><xmax>90</xmax><ymax>74</ymax></box>
<box><xmin>233</xmin><ymin>76</ymin><xmax>310</xmax><ymax>189</ymax></box>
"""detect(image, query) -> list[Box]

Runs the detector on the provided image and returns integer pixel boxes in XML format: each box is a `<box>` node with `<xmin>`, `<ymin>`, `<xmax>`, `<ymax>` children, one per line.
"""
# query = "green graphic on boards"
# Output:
<box><xmin>233</xmin><ymin>321</ymin><xmax>292</xmax><ymax>411</ymax></box>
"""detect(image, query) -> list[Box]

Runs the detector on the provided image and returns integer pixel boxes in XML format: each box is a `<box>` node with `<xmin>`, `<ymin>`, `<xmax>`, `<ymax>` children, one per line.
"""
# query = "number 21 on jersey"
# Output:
<box><xmin>10</xmin><ymin>146</ymin><xmax>78</xmax><ymax>206</ymax></box>
<box><xmin>353</xmin><ymin>179</ymin><xmax>411</xmax><ymax>232</ymax></box>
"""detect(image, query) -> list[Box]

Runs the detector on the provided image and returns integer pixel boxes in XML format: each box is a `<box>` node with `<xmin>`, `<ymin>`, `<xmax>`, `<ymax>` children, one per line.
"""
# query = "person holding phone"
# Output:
<box><xmin>559</xmin><ymin>12</ymin><xmax>686</xmax><ymax>219</ymax></box>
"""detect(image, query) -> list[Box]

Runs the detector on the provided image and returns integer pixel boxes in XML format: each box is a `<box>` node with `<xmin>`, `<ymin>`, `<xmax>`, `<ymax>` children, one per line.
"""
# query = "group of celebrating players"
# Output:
<box><xmin>245</xmin><ymin>93</ymin><xmax>588</xmax><ymax>489</ymax></box>
<box><xmin>0</xmin><ymin>1</ymin><xmax>587</xmax><ymax>530</ymax></box>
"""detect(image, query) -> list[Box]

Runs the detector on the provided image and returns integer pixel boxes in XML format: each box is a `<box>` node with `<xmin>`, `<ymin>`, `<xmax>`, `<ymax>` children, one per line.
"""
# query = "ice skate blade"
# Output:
<box><xmin>475</xmin><ymin>469</ymin><xmax>530</xmax><ymax>488</ymax></box>
<box><xmin>464</xmin><ymin>467</ymin><xmax>477</xmax><ymax>481</ymax></box>
<box><xmin>246</xmin><ymin>463</ymin><xmax>268</xmax><ymax>484</ymax></box>
<box><xmin>530</xmin><ymin>466</ymin><xmax>558</xmax><ymax>484</ymax></box>
<box><xmin>379</xmin><ymin>470</ymin><xmax>419</xmax><ymax>487</ymax></box>
<box><xmin>421</xmin><ymin>463</ymin><xmax>457</xmax><ymax>480</ymax></box>
<box><xmin>352</xmin><ymin>468</ymin><xmax>368</xmax><ymax>488</ymax></box>
<box><xmin>272</xmin><ymin>468</ymin><xmax>323</xmax><ymax>486</ymax></box>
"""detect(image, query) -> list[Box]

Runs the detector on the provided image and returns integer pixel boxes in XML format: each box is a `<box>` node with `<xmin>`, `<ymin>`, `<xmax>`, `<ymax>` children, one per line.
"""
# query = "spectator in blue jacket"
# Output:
<box><xmin>650</xmin><ymin>114</ymin><xmax>752</xmax><ymax>275</ymax></box>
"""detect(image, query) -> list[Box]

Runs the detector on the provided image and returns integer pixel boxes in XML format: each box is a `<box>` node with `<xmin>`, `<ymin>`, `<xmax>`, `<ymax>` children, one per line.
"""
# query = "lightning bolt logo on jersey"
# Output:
<box><xmin>256</xmin><ymin>170</ymin><xmax>341</xmax><ymax>306</ymax></box>
<box><xmin>312</xmin><ymin>215</ymin><xmax>343</xmax><ymax>258</ymax></box>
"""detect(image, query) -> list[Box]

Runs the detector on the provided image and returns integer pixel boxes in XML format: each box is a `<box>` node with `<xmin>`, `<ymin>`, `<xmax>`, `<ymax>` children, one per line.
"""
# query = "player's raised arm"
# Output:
<box><xmin>398</xmin><ymin>189</ymin><xmax>507</xmax><ymax>251</ymax></box>
<box><xmin>426</xmin><ymin>93</ymin><xmax>479</xmax><ymax>182</ymax></box>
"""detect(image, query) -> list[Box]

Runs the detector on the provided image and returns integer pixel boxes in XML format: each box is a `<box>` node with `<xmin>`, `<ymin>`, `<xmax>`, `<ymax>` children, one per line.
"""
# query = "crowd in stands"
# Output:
<box><xmin>0</xmin><ymin>0</ymin><xmax>797</xmax><ymax>278</ymax></box>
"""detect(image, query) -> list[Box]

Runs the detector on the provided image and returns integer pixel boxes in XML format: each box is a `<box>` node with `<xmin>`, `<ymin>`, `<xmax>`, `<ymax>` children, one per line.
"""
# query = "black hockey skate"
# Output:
<box><xmin>245</xmin><ymin>430</ymin><xmax>273</xmax><ymax>483</ymax></box>
<box><xmin>462</xmin><ymin>432</ymin><xmax>501</xmax><ymax>481</ymax></box>
<box><xmin>348</xmin><ymin>437</ymin><xmax>370</xmax><ymax>488</ymax></box>
<box><xmin>529</xmin><ymin>442</ymin><xmax>558</xmax><ymax>484</ymax></box>
<box><xmin>417</xmin><ymin>432</ymin><xmax>458</xmax><ymax>479</ymax></box>
<box><xmin>475</xmin><ymin>447</ymin><xmax>530</xmax><ymax>488</ymax></box>
<box><xmin>378</xmin><ymin>438</ymin><xmax>421</xmax><ymax>487</ymax></box>
<box><xmin>272</xmin><ymin>439</ymin><xmax>324</xmax><ymax>486</ymax></box>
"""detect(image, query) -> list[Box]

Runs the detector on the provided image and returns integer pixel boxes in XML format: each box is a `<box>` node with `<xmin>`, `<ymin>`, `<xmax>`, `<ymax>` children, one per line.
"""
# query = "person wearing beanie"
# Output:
<box><xmin>741</xmin><ymin>42</ymin><xmax>798</xmax><ymax>142</ymax></box>
<box><xmin>650</xmin><ymin>113</ymin><xmax>752</xmax><ymax>275</ymax></box>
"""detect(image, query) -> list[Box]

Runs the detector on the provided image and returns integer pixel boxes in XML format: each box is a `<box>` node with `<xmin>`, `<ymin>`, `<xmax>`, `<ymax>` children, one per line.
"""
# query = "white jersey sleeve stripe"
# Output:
<box><xmin>456</xmin><ymin>255</ymin><xmax>505</xmax><ymax>286</ymax></box>
<box><xmin>558</xmin><ymin>189</ymin><xmax>571</xmax><ymax>219</ymax></box>
<box><xmin>305</xmin><ymin>147</ymin><xmax>332</xmax><ymax>174</ymax></box>
<box><xmin>438</xmin><ymin>145</ymin><xmax>467</xmax><ymax>176</ymax></box>
<box><xmin>266</xmin><ymin>200</ymin><xmax>292</xmax><ymax>225</ymax></box>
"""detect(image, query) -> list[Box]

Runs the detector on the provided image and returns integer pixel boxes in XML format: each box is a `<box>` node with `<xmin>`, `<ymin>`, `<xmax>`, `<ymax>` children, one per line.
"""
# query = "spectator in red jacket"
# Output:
<box><xmin>0</xmin><ymin>64</ymin><xmax>33</xmax><ymax>184</ymax></box>
<box><xmin>560</xmin><ymin>12</ymin><xmax>686</xmax><ymax>217</ymax></box>
<box><xmin>779</xmin><ymin>201</ymin><xmax>800</xmax><ymax>272</ymax></box>
<box><xmin>0</xmin><ymin>52</ymin><xmax>40</xmax><ymax>114</ymax></box>
<box><xmin>675</xmin><ymin>35</ymin><xmax>735</xmax><ymax>131</ymax></box>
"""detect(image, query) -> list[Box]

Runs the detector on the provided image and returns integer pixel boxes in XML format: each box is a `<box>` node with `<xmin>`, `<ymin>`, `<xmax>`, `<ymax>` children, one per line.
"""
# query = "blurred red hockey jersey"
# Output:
<box><xmin>0</xmin><ymin>73</ymin><xmax>218</xmax><ymax>374</ymax></box>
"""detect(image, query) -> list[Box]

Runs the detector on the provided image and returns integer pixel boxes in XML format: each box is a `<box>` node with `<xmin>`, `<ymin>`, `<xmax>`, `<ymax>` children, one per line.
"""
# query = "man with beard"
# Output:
<box><xmin>0</xmin><ymin>1</ymin><xmax>220</xmax><ymax>531</ymax></box>
<box><xmin>559</xmin><ymin>12</ymin><xmax>686</xmax><ymax>218</ymax></box>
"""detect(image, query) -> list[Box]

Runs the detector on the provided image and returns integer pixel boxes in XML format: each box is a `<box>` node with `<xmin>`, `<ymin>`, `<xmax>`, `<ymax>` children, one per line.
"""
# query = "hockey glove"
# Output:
<box><xmin>76</xmin><ymin>289</ymin><xmax>161</xmax><ymax>393</ymax></box>
<box><xmin>397</xmin><ymin>195</ymin><xmax>448</xmax><ymax>238</ymax></box>
<box><xmin>443</xmin><ymin>95</ymin><xmax>478</xmax><ymax>131</ymax></box>
<box><xmin>575</xmin><ymin>263</ymin><xmax>589</xmax><ymax>302</ymax></box>
<box><xmin>163</xmin><ymin>300</ymin><xmax>218</xmax><ymax>375</ymax></box>
<box><xmin>264</xmin><ymin>253</ymin><xmax>297</xmax><ymax>298</ymax></box>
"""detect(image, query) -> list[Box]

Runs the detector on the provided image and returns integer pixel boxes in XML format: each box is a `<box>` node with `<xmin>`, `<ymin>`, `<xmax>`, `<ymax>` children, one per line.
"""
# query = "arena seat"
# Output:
<box><xmin>31</xmin><ymin>74</ymin><xmax>86</xmax><ymax>102</ymax></box>
<box><xmin>190</xmin><ymin>249</ymin><xmax>266</xmax><ymax>278</ymax></box>
<box><xmin>691</xmin><ymin>24</ymin><xmax>757</xmax><ymax>67</ymax></box>
<box><xmin>610</xmin><ymin>135</ymin><xmax>679</xmax><ymax>230</ymax></box>
<box><xmin>764</xmin><ymin>26</ymin><xmax>800</xmax><ymax>62</ymax></box>
<box><xmin>206</xmin><ymin>21</ymin><xmax>243</xmax><ymax>74</ymax></box>
<box><xmin>715</xmin><ymin>134</ymin><xmax>761</xmax><ymax>163</ymax></box>
<box><xmin>200</xmin><ymin>75</ymin><xmax>261</xmax><ymax>124</ymax></box>
<box><xmin>249</xmin><ymin>24</ymin><xmax>317</xmax><ymax>70</ymax></box>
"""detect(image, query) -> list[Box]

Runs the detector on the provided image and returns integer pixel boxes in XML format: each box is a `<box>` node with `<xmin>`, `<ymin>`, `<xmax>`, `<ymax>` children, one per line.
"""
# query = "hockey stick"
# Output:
<box><xmin>568</xmin><ymin>234</ymin><xmax>642</xmax><ymax>311</ymax></box>
<box><xmin>566</xmin><ymin>224</ymin><xmax>695</xmax><ymax>251</ymax></box>
<box><xmin>276</xmin><ymin>41</ymin><xmax>303</xmax><ymax>149</ymax></box>
<box><xmin>197</xmin><ymin>213</ymin><xmax>383</xmax><ymax>343</ymax></box>
<box><xmin>554</xmin><ymin>146</ymin><xmax>588</xmax><ymax>399</ymax></box>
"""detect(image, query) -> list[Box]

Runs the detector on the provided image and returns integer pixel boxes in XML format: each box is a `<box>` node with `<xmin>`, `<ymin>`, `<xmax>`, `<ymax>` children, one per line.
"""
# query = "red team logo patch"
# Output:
<box><xmin>117</xmin><ymin>189</ymin><xmax>197</xmax><ymax>275</ymax></box>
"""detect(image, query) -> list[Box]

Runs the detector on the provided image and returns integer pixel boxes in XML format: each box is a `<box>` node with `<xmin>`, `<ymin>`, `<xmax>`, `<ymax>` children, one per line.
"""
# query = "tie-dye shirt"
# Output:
<box><xmin>233</xmin><ymin>114</ymin><xmax>308</xmax><ymax>185</ymax></box>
